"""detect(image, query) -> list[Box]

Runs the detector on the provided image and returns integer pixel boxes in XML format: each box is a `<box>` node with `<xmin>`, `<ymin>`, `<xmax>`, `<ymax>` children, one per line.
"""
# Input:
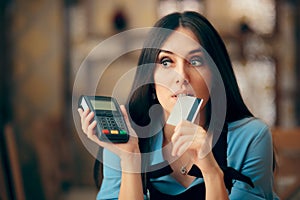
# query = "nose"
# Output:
<box><xmin>175</xmin><ymin>60</ymin><xmax>189</xmax><ymax>86</ymax></box>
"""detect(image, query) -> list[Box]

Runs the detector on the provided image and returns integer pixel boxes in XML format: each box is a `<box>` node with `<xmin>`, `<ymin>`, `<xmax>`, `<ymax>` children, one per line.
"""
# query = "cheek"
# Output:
<box><xmin>153</xmin><ymin>67</ymin><xmax>175</xmax><ymax>87</ymax></box>
<box><xmin>193</xmin><ymin>81</ymin><xmax>209</xmax><ymax>102</ymax></box>
<box><xmin>155</xmin><ymin>84</ymin><xmax>168</xmax><ymax>99</ymax></box>
<box><xmin>192</xmin><ymin>70</ymin><xmax>211</xmax><ymax>107</ymax></box>
<box><xmin>154</xmin><ymin>69</ymin><xmax>177</xmax><ymax>112</ymax></box>
<box><xmin>199</xmin><ymin>85</ymin><xmax>210</xmax><ymax>110</ymax></box>
<box><xmin>154</xmin><ymin>84</ymin><xmax>175</xmax><ymax>114</ymax></box>
<box><xmin>153</xmin><ymin>68</ymin><xmax>178</xmax><ymax>98</ymax></box>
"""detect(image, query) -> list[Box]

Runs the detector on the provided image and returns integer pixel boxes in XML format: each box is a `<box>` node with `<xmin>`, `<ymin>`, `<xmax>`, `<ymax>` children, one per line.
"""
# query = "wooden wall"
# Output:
<box><xmin>2</xmin><ymin>0</ymin><xmax>92</xmax><ymax>199</ymax></box>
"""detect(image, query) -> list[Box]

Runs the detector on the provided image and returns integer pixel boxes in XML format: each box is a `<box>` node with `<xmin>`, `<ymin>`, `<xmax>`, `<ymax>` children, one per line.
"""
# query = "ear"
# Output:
<box><xmin>151</xmin><ymin>84</ymin><xmax>157</xmax><ymax>100</ymax></box>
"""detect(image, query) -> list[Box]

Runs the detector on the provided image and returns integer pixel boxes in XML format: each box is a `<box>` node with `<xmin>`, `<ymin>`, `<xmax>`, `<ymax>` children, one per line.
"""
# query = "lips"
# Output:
<box><xmin>171</xmin><ymin>89</ymin><xmax>194</xmax><ymax>98</ymax></box>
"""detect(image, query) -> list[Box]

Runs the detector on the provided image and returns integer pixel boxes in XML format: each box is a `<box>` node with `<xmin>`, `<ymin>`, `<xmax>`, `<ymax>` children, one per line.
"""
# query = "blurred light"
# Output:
<box><xmin>233</xmin><ymin>59</ymin><xmax>276</xmax><ymax>126</ymax></box>
<box><xmin>158</xmin><ymin>0</ymin><xmax>204</xmax><ymax>18</ymax></box>
<box><xmin>181</xmin><ymin>0</ymin><xmax>204</xmax><ymax>13</ymax></box>
<box><xmin>229</xmin><ymin>0</ymin><xmax>276</xmax><ymax>35</ymax></box>
<box><xmin>158</xmin><ymin>0</ymin><xmax>178</xmax><ymax>18</ymax></box>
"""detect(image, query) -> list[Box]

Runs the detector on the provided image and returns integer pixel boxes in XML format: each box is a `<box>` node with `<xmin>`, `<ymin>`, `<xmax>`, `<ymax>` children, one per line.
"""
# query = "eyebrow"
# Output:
<box><xmin>189</xmin><ymin>48</ymin><xmax>202</xmax><ymax>54</ymax></box>
<box><xmin>159</xmin><ymin>48</ymin><xmax>202</xmax><ymax>56</ymax></box>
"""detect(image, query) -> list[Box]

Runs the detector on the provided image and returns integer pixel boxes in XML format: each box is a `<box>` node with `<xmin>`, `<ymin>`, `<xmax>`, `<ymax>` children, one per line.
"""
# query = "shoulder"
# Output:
<box><xmin>228</xmin><ymin>117</ymin><xmax>271</xmax><ymax>145</ymax></box>
<box><xmin>227</xmin><ymin>117</ymin><xmax>273</xmax><ymax>169</ymax></box>
<box><xmin>227</xmin><ymin>118</ymin><xmax>277</xmax><ymax>199</ymax></box>
<box><xmin>228</xmin><ymin>117</ymin><xmax>269</xmax><ymax>133</ymax></box>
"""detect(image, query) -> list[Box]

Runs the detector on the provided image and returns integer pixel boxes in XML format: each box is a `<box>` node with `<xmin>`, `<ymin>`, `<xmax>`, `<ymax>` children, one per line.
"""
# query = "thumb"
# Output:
<box><xmin>120</xmin><ymin>105</ymin><xmax>129</xmax><ymax>121</ymax></box>
<box><xmin>119</xmin><ymin>105</ymin><xmax>136</xmax><ymax>137</ymax></box>
<box><xmin>120</xmin><ymin>105</ymin><xmax>133</xmax><ymax>129</ymax></box>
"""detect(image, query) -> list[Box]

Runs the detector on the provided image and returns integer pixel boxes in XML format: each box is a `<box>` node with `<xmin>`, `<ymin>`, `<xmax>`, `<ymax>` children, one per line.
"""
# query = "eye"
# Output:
<box><xmin>160</xmin><ymin>57</ymin><xmax>172</xmax><ymax>68</ymax></box>
<box><xmin>189</xmin><ymin>56</ymin><xmax>204</xmax><ymax>67</ymax></box>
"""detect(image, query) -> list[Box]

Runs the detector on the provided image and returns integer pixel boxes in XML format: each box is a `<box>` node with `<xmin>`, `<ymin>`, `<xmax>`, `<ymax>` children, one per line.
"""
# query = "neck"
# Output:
<box><xmin>163</xmin><ymin>124</ymin><xmax>174</xmax><ymax>146</ymax></box>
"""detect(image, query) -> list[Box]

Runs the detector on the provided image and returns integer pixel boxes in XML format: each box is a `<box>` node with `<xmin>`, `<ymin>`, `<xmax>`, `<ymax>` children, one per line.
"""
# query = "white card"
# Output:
<box><xmin>166</xmin><ymin>96</ymin><xmax>203</xmax><ymax>126</ymax></box>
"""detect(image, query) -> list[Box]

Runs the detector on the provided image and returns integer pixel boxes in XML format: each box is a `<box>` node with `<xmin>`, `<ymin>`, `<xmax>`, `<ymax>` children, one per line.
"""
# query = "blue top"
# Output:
<box><xmin>96</xmin><ymin>117</ymin><xmax>279</xmax><ymax>200</ymax></box>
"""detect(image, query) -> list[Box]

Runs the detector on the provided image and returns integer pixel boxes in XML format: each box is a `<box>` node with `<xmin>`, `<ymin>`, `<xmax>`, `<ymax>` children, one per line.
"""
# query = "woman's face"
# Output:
<box><xmin>153</xmin><ymin>27</ymin><xmax>211</xmax><ymax>119</ymax></box>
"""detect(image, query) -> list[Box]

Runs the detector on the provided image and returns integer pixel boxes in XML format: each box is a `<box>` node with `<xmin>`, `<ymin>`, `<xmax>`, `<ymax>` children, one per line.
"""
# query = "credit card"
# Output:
<box><xmin>167</xmin><ymin>95</ymin><xmax>203</xmax><ymax>126</ymax></box>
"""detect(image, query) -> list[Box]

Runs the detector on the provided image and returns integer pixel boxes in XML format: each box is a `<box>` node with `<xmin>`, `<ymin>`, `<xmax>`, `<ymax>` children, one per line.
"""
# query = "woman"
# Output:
<box><xmin>78</xmin><ymin>11</ymin><xmax>279</xmax><ymax>199</ymax></box>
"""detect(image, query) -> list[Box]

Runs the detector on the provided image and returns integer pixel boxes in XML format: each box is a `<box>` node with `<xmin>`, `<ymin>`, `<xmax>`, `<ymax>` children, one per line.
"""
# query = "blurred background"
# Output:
<box><xmin>0</xmin><ymin>0</ymin><xmax>300</xmax><ymax>199</ymax></box>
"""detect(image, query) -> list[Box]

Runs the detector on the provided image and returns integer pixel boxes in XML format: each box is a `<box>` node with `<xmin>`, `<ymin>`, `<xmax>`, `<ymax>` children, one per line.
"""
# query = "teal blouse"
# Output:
<box><xmin>97</xmin><ymin>117</ymin><xmax>279</xmax><ymax>199</ymax></box>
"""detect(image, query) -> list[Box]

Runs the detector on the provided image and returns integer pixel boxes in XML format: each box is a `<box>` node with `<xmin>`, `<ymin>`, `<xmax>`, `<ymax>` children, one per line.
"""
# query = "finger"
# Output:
<box><xmin>172</xmin><ymin>124</ymin><xmax>194</xmax><ymax>144</ymax></box>
<box><xmin>120</xmin><ymin>105</ymin><xmax>130</xmax><ymax>124</ymax></box>
<box><xmin>172</xmin><ymin>126</ymin><xmax>183</xmax><ymax>144</ymax></box>
<box><xmin>174</xmin><ymin>120</ymin><xmax>190</xmax><ymax>132</ymax></box>
<box><xmin>172</xmin><ymin>135</ymin><xmax>192</xmax><ymax>156</ymax></box>
<box><xmin>119</xmin><ymin>105</ymin><xmax>131</xmax><ymax>130</ymax></box>
<box><xmin>120</xmin><ymin>105</ymin><xmax>136</xmax><ymax>137</ymax></box>
<box><xmin>173</xmin><ymin>122</ymin><xmax>200</xmax><ymax>142</ymax></box>
<box><xmin>78</xmin><ymin>108</ymin><xmax>83</xmax><ymax>117</ymax></box>
<box><xmin>87</xmin><ymin>130</ymin><xmax>108</xmax><ymax>149</ymax></box>
<box><xmin>86</xmin><ymin>120</ymin><xmax>97</xmax><ymax>136</ymax></box>
<box><xmin>174</xmin><ymin>120</ymin><xmax>183</xmax><ymax>133</ymax></box>
<box><xmin>78</xmin><ymin>108</ymin><xmax>85</xmax><ymax>126</ymax></box>
<box><xmin>86</xmin><ymin>110</ymin><xmax>95</xmax><ymax>122</ymax></box>
<box><xmin>80</xmin><ymin>108</ymin><xmax>90</xmax><ymax>126</ymax></box>
<box><xmin>176</xmin><ymin>142</ymin><xmax>191</xmax><ymax>157</ymax></box>
<box><xmin>84</xmin><ymin>121</ymin><xmax>109</xmax><ymax>148</ymax></box>
<box><xmin>82</xmin><ymin>108</ymin><xmax>90</xmax><ymax>117</ymax></box>
<box><xmin>175</xmin><ymin>134</ymin><xmax>200</xmax><ymax>157</ymax></box>
<box><xmin>83</xmin><ymin>111</ymin><xmax>95</xmax><ymax>132</ymax></box>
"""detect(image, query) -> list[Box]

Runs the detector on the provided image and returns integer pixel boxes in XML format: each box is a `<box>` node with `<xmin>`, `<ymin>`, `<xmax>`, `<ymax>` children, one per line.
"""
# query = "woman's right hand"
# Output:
<box><xmin>77</xmin><ymin>105</ymin><xmax>141</xmax><ymax>172</ymax></box>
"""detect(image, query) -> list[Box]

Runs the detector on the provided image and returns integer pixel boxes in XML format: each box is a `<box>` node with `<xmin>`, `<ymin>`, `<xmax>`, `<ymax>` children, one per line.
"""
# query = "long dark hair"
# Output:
<box><xmin>94</xmin><ymin>11</ymin><xmax>253</xmax><ymax>189</ymax></box>
<box><xmin>129</xmin><ymin>12</ymin><xmax>252</xmax><ymax>126</ymax></box>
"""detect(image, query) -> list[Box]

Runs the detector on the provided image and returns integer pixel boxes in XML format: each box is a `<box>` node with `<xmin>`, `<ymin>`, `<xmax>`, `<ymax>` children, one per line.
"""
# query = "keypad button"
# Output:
<box><xmin>110</xmin><ymin>130</ymin><xmax>119</xmax><ymax>134</ymax></box>
<box><xmin>98</xmin><ymin>115</ymin><xmax>128</xmax><ymax>137</ymax></box>
<box><xmin>102</xmin><ymin>129</ymin><xmax>109</xmax><ymax>134</ymax></box>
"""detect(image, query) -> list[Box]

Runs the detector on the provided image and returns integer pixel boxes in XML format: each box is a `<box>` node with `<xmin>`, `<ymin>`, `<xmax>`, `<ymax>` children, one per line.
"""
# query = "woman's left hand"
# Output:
<box><xmin>171</xmin><ymin>120</ymin><xmax>220</xmax><ymax>174</ymax></box>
